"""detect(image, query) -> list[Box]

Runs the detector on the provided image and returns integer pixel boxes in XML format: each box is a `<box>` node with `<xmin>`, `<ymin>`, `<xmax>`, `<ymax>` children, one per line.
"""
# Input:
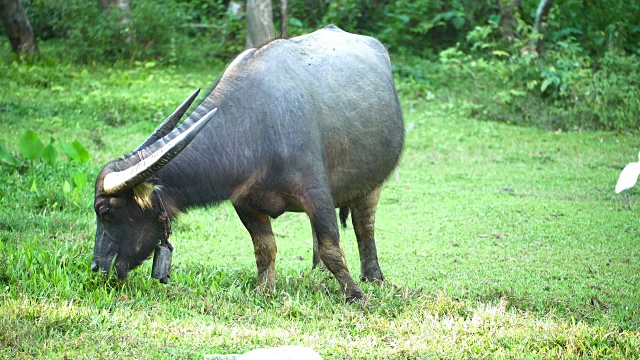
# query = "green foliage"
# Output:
<box><xmin>8</xmin><ymin>131</ymin><xmax>90</xmax><ymax>168</ymax></box>
<box><xmin>4</xmin><ymin>0</ymin><xmax>639</xmax><ymax>131</ymax></box>
<box><xmin>289</xmin><ymin>0</ymin><xmax>501</xmax><ymax>57</ymax></box>
<box><xmin>321</xmin><ymin>0</ymin><xmax>371</xmax><ymax>33</ymax></box>
<box><xmin>425</xmin><ymin>18</ymin><xmax>640</xmax><ymax>131</ymax></box>
<box><xmin>0</xmin><ymin>142</ymin><xmax>21</xmax><ymax>167</ymax></box>
<box><xmin>288</xmin><ymin>0</ymin><xmax>640</xmax><ymax>61</ymax></box>
<box><xmin>41</xmin><ymin>139</ymin><xmax>58</xmax><ymax>167</ymax></box>
<box><xmin>59</xmin><ymin>140</ymin><xmax>90</xmax><ymax>164</ymax></box>
<box><xmin>1</xmin><ymin>130</ymin><xmax>92</xmax><ymax>207</ymax></box>
<box><xmin>18</xmin><ymin>130</ymin><xmax>44</xmax><ymax>161</ymax></box>
<box><xmin>24</xmin><ymin>0</ymin><xmax>222</xmax><ymax>63</ymax></box>
<box><xmin>539</xmin><ymin>1</ymin><xmax>640</xmax><ymax>57</ymax></box>
<box><xmin>375</xmin><ymin>0</ymin><xmax>443</xmax><ymax>56</ymax></box>
<box><xmin>14</xmin><ymin>0</ymin><xmax>640</xmax><ymax>68</ymax></box>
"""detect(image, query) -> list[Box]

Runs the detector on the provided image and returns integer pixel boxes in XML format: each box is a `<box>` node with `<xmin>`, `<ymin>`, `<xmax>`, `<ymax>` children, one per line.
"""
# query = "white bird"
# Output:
<box><xmin>615</xmin><ymin>151</ymin><xmax>640</xmax><ymax>193</ymax></box>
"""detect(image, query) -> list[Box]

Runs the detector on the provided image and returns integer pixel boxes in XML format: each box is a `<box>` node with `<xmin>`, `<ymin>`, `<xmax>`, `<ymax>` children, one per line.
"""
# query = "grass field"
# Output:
<box><xmin>1</xmin><ymin>56</ymin><xmax>639</xmax><ymax>358</ymax></box>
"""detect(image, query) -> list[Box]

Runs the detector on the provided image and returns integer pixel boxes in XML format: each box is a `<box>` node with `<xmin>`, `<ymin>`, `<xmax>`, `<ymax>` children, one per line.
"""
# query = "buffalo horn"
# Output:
<box><xmin>103</xmin><ymin>108</ymin><xmax>218</xmax><ymax>195</ymax></box>
<box><xmin>133</xmin><ymin>88</ymin><xmax>201</xmax><ymax>153</ymax></box>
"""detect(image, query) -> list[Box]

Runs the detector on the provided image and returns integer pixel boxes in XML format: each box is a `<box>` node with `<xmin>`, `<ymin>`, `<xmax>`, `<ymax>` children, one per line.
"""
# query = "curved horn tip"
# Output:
<box><xmin>132</xmin><ymin>88</ymin><xmax>204</xmax><ymax>154</ymax></box>
<box><xmin>185</xmin><ymin>88</ymin><xmax>200</xmax><ymax>103</ymax></box>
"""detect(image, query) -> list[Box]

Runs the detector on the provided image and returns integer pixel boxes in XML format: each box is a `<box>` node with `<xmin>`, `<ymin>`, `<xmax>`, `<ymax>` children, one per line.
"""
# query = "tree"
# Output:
<box><xmin>246</xmin><ymin>0</ymin><xmax>274</xmax><ymax>48</ymax></box>
<box><xmin>279</xmin><ymin>0</ymin><xmax>287</xmax><ymax>38</ymax></box>
<box><xmin>0</xmin><ymin>0</ymin><xmax>38</xmax><ymax>56</ymax></box>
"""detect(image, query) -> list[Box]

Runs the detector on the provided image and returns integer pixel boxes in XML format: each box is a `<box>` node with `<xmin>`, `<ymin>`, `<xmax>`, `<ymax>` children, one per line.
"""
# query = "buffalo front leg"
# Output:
<box><xmin>233</xmin><ymin>204</ymin><xmax>277</xmax><ymax>293</ymax></box>
<box><xmin>304</xmin><ymin>192</ymin><xmax>364</xmax><ymax>302</ymax></box>
<box><xmin>311</xmin><ymin>227</ymin><xmax>328</xmax><ymax>271</ymax></box>
<box><xmin>351</xmin><ymin>186</ymin><xmax>385</xmax><ymax>282</ymax></box>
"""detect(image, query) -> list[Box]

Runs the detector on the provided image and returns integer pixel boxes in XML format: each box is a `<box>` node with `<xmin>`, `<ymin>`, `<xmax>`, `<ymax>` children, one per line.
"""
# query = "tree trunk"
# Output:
<box><xmin>0</xmin><ymin>0</ymin><xmax>38</xmax><ymax>56</ymax></box>
<box><xmin>246</xmin><ymin>0</ymin><xmax>274</xmax><ymax>48</ymax></box>
<box><xmin>497</xmin><ymin>0</ymin><xmax>521</xmax><ymax>38</ymax></box>
<box><xmin>533</xmin><ymin>0</ymin><xmax>553</xmax><ymax>34</ymax></box>
<box><xmin>530</xmin><ymin>0</ymin><xmax>554</xmax><ymax>51</ymax></box>
<box><xmin>279</xmin><ymin>0</ymin><xmax>287</xmax><ymax>38</ymax></box>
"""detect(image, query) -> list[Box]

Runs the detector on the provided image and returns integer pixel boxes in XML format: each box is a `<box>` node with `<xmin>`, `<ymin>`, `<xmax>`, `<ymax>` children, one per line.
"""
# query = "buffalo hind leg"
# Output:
<box><xmin>233</xmin><ymin>204</ymin><xmax>277</xmax><ymax>293</ymax></box>
<box><xmin>304</xmin><ymin>188</ymin><xmax>364</xmax><ymax>302</ymax></box>
<box><xmin>351</xmin><ymin>186</ymin><xmax>385</xmax><ymax>282</ymax></box>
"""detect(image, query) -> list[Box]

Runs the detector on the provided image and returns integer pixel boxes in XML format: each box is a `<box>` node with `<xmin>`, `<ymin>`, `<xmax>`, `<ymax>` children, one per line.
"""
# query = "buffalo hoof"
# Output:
<box><xmin>255</xmin><ymin>275</ymin><xmax>276</xmax><ymax>295</ymax></box>
<box><xmin>347</xmin><ymin>293</ymin><xmax>371</xmax><ymax>308</ymax></box>
<box><xmin>360</xmin><ymin>268</ymin><xmax>385</xmax><ymax>283</ymax></box>
<box><xmin>345</xmin><ymin>287</ymin><xmax>366</xmax><ymax>303</ymax></box>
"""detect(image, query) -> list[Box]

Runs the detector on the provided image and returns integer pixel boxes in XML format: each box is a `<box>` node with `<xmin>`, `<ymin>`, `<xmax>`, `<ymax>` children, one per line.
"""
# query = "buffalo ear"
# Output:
<box><xmin>133</xmin><ymin>182</ymin><xmax>159</xmax><ymax>210</ymax></box>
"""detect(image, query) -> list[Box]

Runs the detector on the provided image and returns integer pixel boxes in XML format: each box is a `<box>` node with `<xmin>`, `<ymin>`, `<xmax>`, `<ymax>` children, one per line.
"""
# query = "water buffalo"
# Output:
<box><xmin>91</xmin><ymin>25</ymin><xmax>404</xmax><ymax>302</ymax></box>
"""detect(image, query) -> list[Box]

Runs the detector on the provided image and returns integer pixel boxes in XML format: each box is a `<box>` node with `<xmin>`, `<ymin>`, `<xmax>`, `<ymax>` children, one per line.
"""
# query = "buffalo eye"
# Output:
<box><xmin>97</xmin><ymin>205</ymin><xmax>111</xmax><ymax>221</ymax></box>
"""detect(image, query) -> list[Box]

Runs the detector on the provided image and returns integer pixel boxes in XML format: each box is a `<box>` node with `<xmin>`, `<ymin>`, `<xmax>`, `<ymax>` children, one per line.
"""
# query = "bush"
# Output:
<box><xmin>12</xmin><ymin>0</ymin><xmax>640</xmax><ymax>131</ymax></box>
<box><xmin>288</xmin><ymin>0</ymin><xmax>500</xmax><ymax>57</ymax></box>
<box><xmin>23</xmin><ymin>0</ymin><xmax>244</xmax><ymax>64</ymax></box>
<box><xmin>559</xmin><ymin>49</ymin><xmax>640</xmax><ymax>130</ymax></box>
<box><xmin>540</xmin><ymin>1</ymin><xmax>640</xmax><ymax>58</ymax></box>
<box><xmin>432</xmin><ymin>21</ymin><xmax>640</xmax><ymax>131</ymax></box>
<box><xmin>25</xmin><ymin>0</ymin><xmax>179</xmax><ymax>62</ymax></box>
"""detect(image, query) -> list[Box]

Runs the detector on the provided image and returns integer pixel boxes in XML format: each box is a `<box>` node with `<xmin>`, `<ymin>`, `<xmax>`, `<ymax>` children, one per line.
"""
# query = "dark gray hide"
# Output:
<box><xmin>92</xmin><ymin>25</ymin><xmax>404</xmax><ymax>302</ymax></box>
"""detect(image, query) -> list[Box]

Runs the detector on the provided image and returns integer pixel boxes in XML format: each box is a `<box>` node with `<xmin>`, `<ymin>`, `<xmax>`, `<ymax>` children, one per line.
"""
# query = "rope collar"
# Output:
<box><xmin>156</xmin><ymin>193</ymin><xmax>173</xmax><ymax>251</ymax></box>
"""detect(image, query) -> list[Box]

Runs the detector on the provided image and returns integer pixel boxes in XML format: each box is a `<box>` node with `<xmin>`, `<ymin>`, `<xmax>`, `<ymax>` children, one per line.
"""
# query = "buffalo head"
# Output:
<box><xmin>91</xmin><ymin>89</ymin><xmax>217</xmax><ymax>280</ymax></box>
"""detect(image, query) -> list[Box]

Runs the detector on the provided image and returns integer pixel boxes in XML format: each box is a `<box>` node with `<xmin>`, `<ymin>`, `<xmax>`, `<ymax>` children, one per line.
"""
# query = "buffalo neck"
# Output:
<box><xmin>152</xmin><ymin>103</ymin><xmax>257</xmax><ymax>214</ymax></box>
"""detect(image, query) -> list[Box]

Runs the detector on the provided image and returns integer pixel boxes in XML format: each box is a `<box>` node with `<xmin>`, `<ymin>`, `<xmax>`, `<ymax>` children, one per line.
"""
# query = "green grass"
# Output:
<box><xmin>1</xmin><ymin>55</ymin><xmax>639</xmax><ymax>359</ymax></box>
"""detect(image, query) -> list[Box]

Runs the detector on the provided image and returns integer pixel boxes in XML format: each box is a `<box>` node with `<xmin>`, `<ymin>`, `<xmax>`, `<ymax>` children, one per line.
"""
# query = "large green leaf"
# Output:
<box><xmin>452</xmin><ymin>15</ymin><xmax>465</xmax><ymax>30</ymax></box>
<box><xmin>41</xmin><ymin>139</ymin><xmax>59</xmax><ymax>167</ymax></box>
<box><xmin>73</xmin><ymin>171</ymin><xmax>88</xmax><ymax>190</ymax></box>
<box><xmin>61</xmin><ymin>140</ymin><xmax>90</xmax><ymax>164</ymax></box>
<box><xmin>19</xmin><ymin>130</ymin><xmax>44</xmax><ymax>161</ymax></box>
<box><xmin>0</xmin><ymin>141</ymin><xmax>21</xmax><ymax>167</ymax></box>
<box><xmin>71</xmin><ymin>141</ymin><xmax>90</xmax><ymax>164</ymax></box>
<box><xmin>59</xmin><ymin>141</ymin><xmax>78</xmax><ymax>162</ymax></box>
